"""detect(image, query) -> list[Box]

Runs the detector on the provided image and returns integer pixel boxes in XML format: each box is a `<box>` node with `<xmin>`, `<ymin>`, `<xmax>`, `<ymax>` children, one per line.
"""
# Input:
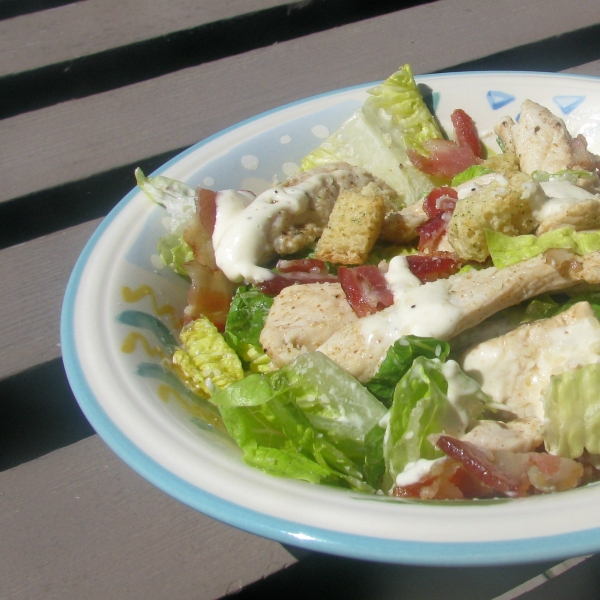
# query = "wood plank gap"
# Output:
<box><xmin>0</xmin><ymin>0</ymin><xmax>80</xmax><ymax>21</ymax></box>
<box><xmin>0</xmin><ymin>148</ymin><xmax>183</xmax><ymax>251</ymax></box>
<box><xmin>0</xmin><ymin>0</ymin><xmax>434</xmax><ymax>120</ymax></box>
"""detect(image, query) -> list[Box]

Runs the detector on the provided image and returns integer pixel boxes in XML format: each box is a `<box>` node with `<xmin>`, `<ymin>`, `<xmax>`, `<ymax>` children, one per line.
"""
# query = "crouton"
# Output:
<box><xmin>315</xmin><ymin>190</ymin><xmax>385</xmax><ymax>264</ymax></box>
<box><xmin>447</xmin><ymin>172</ymin><xmax>541</xmax><ymax>262</ymax></box>
<box><xmin>481</xmin><ymin>151</ymin><xmax>520</xmax><ymax>174</ymax></box>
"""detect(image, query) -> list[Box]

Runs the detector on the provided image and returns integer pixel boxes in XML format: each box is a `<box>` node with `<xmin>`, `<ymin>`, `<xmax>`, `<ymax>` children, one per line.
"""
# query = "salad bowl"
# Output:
<box><xmin>62</xmin><ymin>71</ymin><xmax>600</xmax><ymax>566</ymax></box>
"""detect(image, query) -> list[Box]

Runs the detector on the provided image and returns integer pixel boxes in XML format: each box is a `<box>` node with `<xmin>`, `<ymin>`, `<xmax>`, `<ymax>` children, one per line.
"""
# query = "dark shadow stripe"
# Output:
<box><xmin>0</xmin><ymin>358</ymin><xmax>95</xmax><ymax>471</ymax></box>
<box><xmin>0</xmin><ymin>0</ymin><xmax>80</xmax><ymax>21</ymax></box>
<box><xmin>437</xmin><ymin>23</ymin><xmax>600</xmax><ymax>74</ymax></box>
<box><xmin>0</xmin><ymin>0</ymin><xmax>434</xmax><ymax>120</ymax></box>
<box><xmin>0</xmin><ymin>148</ymin><xmax>184</xmax><ymax>250</ymax></box>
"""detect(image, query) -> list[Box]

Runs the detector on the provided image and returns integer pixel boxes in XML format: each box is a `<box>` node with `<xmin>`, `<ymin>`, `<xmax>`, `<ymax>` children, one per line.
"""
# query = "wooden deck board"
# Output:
<box><xmin>0</xmin><ymin>435</ymin><xmax>297</xmax><ymax>600</ymax></box>
<box><xmin>2</xmin><ymin>0</ymin><xmax>600</xmax><ymax>204</ymax></box>
<box><xmin>0</xmin><ymin>0</ymin><xmax>291</xmax><ymax>77</ymax></box>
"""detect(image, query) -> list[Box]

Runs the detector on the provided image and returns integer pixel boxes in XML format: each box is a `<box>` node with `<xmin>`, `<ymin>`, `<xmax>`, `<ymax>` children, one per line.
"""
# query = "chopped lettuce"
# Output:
<box><xmin>271</xmin><ymin>352</ymin><xmax>387</xmax><ymax>464</ymax></box>
<box><xmin>486</xmin><ymin>226</ymin><xmax>600</xmax><ymax>269</ymax></box>
<box><xmin>521</xmin><ymin>291</ymin><xmax>600</xmax><ymax>323</ymax></box>
<box><xmin>224</xmin><ymin>286</ymin><xmax>274</xmax><ymax>373</ymax></box>
<box><xmin>301</xmin><ymin>64</ymin><xmax>441</xmax><ymax>206</ymax></box>
<box><xmin>172</xmin><ymin>316</ymin><xmax>244</xmax><ymax>398</ymax></box>
<box><xmin>532</xmin><ymin>169</ymin><xmax>596</xmax><ymax>184</ymax></box>
<box><xmin>383</xmin><ymin>357</ymin><xmax>490</xmax><ymax>491</ymax></box>
<box><xmin>451</xmin><ymin>165</ymin><xmax>494</xmax><ymax>186</ymax></box>
<box><xmin>211</xmin><ymin>353</ymin><xmax>385</xmax><ymax>492</ymax></box>
<box><xmin>136</xmin><ymin>168</ymin><xmax>197</xmax><ymax>276</ymax></box>
<box><xmin>156</xmin><ymin>232</ymin><xmax>195</xmax><ymax>277</ymax></box>
<box><xmin>544</xmin><ymin>364</ymin><xmax>600</xmax><ymax>458</ymax></box>
<box><xmin>366</xmin><ymin>335</ymin><xmax>450</xmax><ymax>406</ymax></box>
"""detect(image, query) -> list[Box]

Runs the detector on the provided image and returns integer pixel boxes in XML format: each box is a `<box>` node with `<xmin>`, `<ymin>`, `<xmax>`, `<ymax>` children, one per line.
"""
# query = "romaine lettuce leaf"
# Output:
<box><xmin>156</xmin><ymin>232</ymin><xmax>195</xmax><ymax>277</ymax></box>
<box><xmin>136</xmin><ymin>168</ymin><xmax>198</xmax><ymax>276</ymax></box>
<box><xmin>212</xmin><ymin>370</ymin><xmax>374</xmax><ymax>491</ymax></box>
<box><xmin>271</xmin><ymin>352</ymin><xmax>387</xmax><ymax>464</ymax></box>
<box><xmin>532</xmin><ymin>169</ymin><xmax>596</xmax><ymax>184</ymax></box>
<box><xmin>383</xmin><ymin>357</ymin><xmax>489</xmax><ymax>491</ymax></box>
<box><xmin>172</xmin><ymin>316</ymin><xmax>244</xmax><ymax>398</ymax></box>
<box><xmin>544</xmin><ymin>363</ymin><xmax>600</xmax><ymax>458</ymax></box>
<box><xmin>450</xmin><ymin>165</ymin><xmax>493</xmax><ymax>186</ymax></box>
<box><xmin>224</xmin><ymin>286</ymin><xmax>274</xmax><ymax>373</ymax></box>
<box><xmin>486</xmin><ymin>226</ymin><xmax>600</xmax><ymax>269</ymax></box>
<box><xmin>135</xmin><ymin>168</ymin><xmax>196</xmax><ymax>233</ymax></box>
<box><xmin>366</xmin><ymin>336</ymin><xmax>450</xmax><ymax>406</ymax></box>
<box><xmin>300</xmin><ymin>64</ymin><xmax>441</xmax><ymax>206</ymax></box>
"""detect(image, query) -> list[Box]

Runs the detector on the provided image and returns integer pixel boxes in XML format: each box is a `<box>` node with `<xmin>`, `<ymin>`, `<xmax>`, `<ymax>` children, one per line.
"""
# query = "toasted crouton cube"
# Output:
<box><xmin>315</xmin><ymin>190</ymin><xmax>385</xmax><ymax>264</ymax></box>
<box><xmin>448</xmin><ymin>172</ymin><xmax>541</xmax><ymax>262</ymax></box>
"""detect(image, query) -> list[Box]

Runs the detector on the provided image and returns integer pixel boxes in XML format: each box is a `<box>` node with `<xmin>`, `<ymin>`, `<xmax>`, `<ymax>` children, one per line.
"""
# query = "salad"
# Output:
<box><xmin>135</xmin><ymin>64</ymin><xmax>600</xmax><ymax>500</ymax></box>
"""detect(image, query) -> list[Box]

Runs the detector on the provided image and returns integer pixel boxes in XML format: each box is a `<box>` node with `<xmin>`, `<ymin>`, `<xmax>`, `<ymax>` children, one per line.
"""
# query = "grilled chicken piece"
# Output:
<box><xmin>316</xmin><ymin>251</ymin><xmax>600</xmax><ymax>382</ymax></box>
<box><xmin>461</xmin><ymin>419</ymin><xmax>544</xmax><ymax>453</ymax></box>
<box><xmin>460</xmin><ymin>302</ymin><xmax>600</xmax><ymax>421</ymax></box>
<box><xmin>494</xmin><ymin>100</ymin><xmax>598</xmax><ymax>175</ymax></box>
<box><xmin>260</xmin><ymin>282</ymin><xmax>357</xmax><ymax>367</ymax></box>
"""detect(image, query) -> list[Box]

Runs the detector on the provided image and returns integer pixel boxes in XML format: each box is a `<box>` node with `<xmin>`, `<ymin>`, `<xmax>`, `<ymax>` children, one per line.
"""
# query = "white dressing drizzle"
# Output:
<box><xmin>395</xmin><ymin>458</ymin><xmax>444</xmax><ymax>487</ymax></box>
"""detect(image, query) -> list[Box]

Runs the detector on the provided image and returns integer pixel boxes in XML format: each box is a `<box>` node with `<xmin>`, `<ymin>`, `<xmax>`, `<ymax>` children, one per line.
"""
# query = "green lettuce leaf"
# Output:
<box><xmin>135</xmin><ymin>168</ymin><xmax>198</xmax><ymax>276</ymax></box>
<box><xmin>271</xmin><ymin>352</ymin><xmax>387</xmax><ymax>464</ymax></box>
<box><xmin>532</xmin><ymin>169</ymin><xmax>596</xmax><ymax>184</ymax></box>
<box><xmin>544</xmin><ymin>363</ymin><xmax>600</xmax><ymax>458</ymax></box>
<box><xmin>363</xmin><ymin>423</ymin><xmax>386</xmax><ymax>489</ymax></box>
<box><xmin>450</xmin><ymin>165</ymin><xmax>493</xmax><ymax>186</ymax></box>
<box><xmin>300</xmin><ymin>64</ymin><xmax>441</xmax><ymax>206</ymax></box>
<box><xmin>172</xmin><ymin>316</ymin><xmax>244</xmax><ymax>398</ymax></box>
<box><xmin>212</xmin><ymin>370</ymin><xmax>374</xmax><ymax>491</ymax></box>
<box><xmin>366</xmin><ymin>336</ymin><xmax>450</xmax><ymax>406</ymax></box>
<box><xmin>156</xmin><ymin>232</ymin><xmax>195</xmax><ymax>277</ymax></box>
<box><xmin>224</xmin><ymin>286</ymin><xmax>275</xmax><ymax>373</ymax></box>
<box><xmin>486</xmin><ymin>226</ymin><xmax>600</xmax><ymax>269</ymax></box>
<box><xmin>383</xmin><ymin>357</ymin><xmax>489</xmax><ymax>491</ymax></box>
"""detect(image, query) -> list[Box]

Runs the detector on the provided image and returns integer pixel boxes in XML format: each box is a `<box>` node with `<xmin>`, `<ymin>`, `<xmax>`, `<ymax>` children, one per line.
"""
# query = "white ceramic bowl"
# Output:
<box><xmin>62</xmin><ymin>71</ymin><xmax>600</xmax><ymax>566</ymax></box>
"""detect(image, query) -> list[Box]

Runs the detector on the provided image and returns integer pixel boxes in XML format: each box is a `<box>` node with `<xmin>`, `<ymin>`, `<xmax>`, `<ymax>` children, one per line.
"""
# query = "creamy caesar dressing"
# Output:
<box><xmin>455</xmin><ymin>173</ymin><xmax>509</xmax><ymax>200</ymax></box>
<box><xmin>532</xmin><ymin>180</ymin><xmax>600</xmax><ymax>222</ymax></box>
<box><xmin>359</xmin><ymin>277</ymin><xmax>464</xmax><ymax>348</ymax></box>
<box><xmin>460</xmin><ymin>303</ymin><xmax>600</xmax><ymax>421</ymax></box>
<box><xmin>212</xmin><ymin>190</ymin><xmax>255</xmax><ymax>249</ymax></box>
<box><xmin>395</xmin><ymin>458</ymin><xmax>444</xmax><ymax>487</ymax></box>
<box><xmin>213</xmin><ymin>168</ymin><xmax>363</xmax><ymax>284</ymax></box>
<box><xmin>383</xmin><ymin>255</ymin><xmax>422</xmax><ymax>299</ymax></box>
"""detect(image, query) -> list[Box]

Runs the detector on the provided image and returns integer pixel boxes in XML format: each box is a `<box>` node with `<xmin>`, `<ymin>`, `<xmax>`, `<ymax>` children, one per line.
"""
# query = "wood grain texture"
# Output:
<box><xmin>2</xmin><ymin>0</ymin><xmax>600</xmax><ymax>204</ymax></box>
<box><xmin>0</xmin><ymin>0</ymin><xmax>291</xmax><ymax>77</ymax></box>
<box><xmin>0</xmin><ymin>435</ymin><xmax>297</xmax><ymax>600</ymax></box>
<box><xmin>0</xmin><ymin>218</ymin><xmax>101</xmax><ymax>380</ymax></box>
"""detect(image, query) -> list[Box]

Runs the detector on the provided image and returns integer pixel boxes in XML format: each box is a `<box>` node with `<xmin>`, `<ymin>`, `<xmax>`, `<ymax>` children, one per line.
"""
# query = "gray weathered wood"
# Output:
<box><xmin>0</xmin><ymin>0</ymin><xmax>291</xmax><ymax>77</ymax></box>
<box><xmin>0</xmin><ymin>435</ymin><xmax>297</xmax><ymax>600</ymax></box>
<box><xmin>0</xmin><ymin>219</ymin><xmax>102</xmax><ymax>380</ymax></box>
<box><xmin>2</xmin><ymin>0</ymin><xmax>600</xmax><ymax>204</ymax></box>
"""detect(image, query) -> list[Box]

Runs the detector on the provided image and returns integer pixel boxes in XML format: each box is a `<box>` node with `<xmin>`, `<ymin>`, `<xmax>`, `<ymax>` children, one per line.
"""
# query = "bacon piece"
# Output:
<box><xmin>183</xmin><ymin>261</ymin><xmax>235</xmax><ymax>331</ymax></box>
<box><xmin>436</xmin><ymin>436</ymin><xmax>523</xmax><ymax>496</ymax></box>
<box><xmin>256</xmin><ymin>271</ymin><xmax>338</xmax><ymax>296</ymax></box>
<box><xmin>408</xmin><ymin>139</ymin><xmax>480</xmax><ymax>180</ymax></box>
<box><xmin>416</xmin><ymin>213</ymin><xmax>451</xmax><ymax>253</ymax></box>
<box><xmin>338</xmin><ymin>265</ymin><xmax>394</xmax><ymax>318</ymax></box>
<box><xmin>451</xmin><ymin>109</ymin><xmax>484</xmax><ymax>158</ymax></box>
<box><xmin>406</xmin><ymin>253</ymin><xmax>462</xmax><ymax>283</ymax></box>
<box><xmin>423</xmin><ymin>186</ymin><xmax>458</xmax><ymax>219</ymax></box>
<box><xmin>198</xmin><ymin>188</ymin><xmax>217</xmax><ymax>235</ymax></box>
<box><xmin>418</xmin><ymin>187</ymin><xmax>458</xmax><ymax>254</ymax></box>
